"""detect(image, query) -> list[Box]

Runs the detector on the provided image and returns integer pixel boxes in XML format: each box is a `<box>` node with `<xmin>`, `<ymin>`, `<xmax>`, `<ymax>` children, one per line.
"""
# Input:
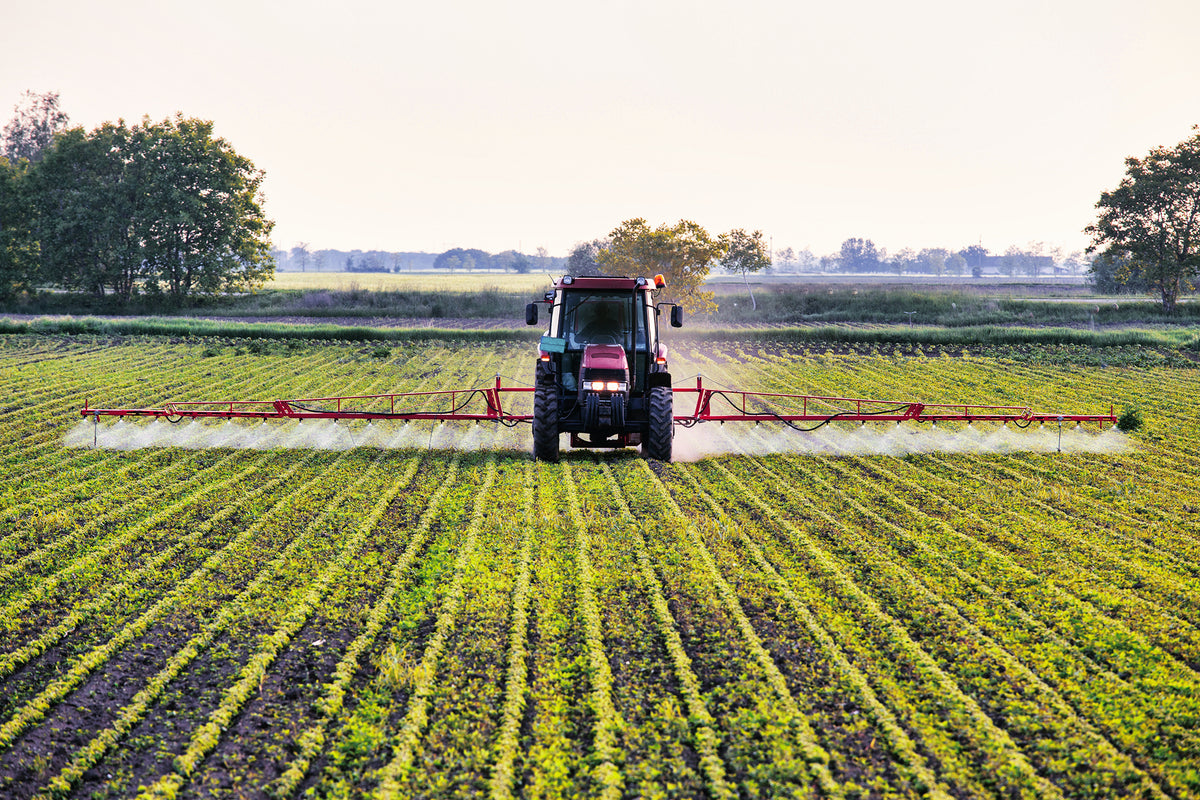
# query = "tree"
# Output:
<box><xmin>959</xmin><ymin>244</ymin><xmax>987</xmax><ymax>278</ymax></box>
<box><xmin>31</xmin><ymin>125</ymin><xmax>144</xmax><ymax>298</ymax></box>
<box><xmin>839</xmin><ymin>238</ymin><xmax>880</xmax><ymax>273</ymax></box>
<box><xmin>1088</xmin><ymin>251</ymin><xmax>1145</xmax><ymax>294</ymax></box>
<box><xmin>719</xmin><ymin>228</ymin><xmax>771</xmax><ymax>310</ymax></box>
<box><xmin>1061</xmin><ymin>250</ymin><xmax>1086</xmax><ymax>275</ymax></box>
<box><xmin>434</xmin><ymin>247</ymin><xmax>489</xmax><ymax>272</ymax></box>
<box><xmin>1000</xmin><ymin>246</ymin><xmax>1021</xmax><ymax>277</ymax></box>
<box><xmin>2</xmin><ymin>90</ymin><xmax>69</xmax><ymax>165</ymax></box>
<box><xmin>1087</xmin><ymin>127</ymin><xmax>1200</xmax><ymax>312</ymax></box>
<box><xmin>139</xmin><ymin>116</ymin><xmax>274</xmax><ymax>298</ymax></box>
<box><xmin>775</xmin><ymin>246</ymin><xmax>795</xmax><ymax>272</ymax></box>
<box><xmin>0</xmin><ymin>157</ymin><xmax>37</xmax><ymax>297</ymax></box>
<box><xmin>918</xmin><ymin>248</ymin><xmax>949</xmax><ymax>277</ymax></box>
<box><xmin>946</xmin><ymin>252</ymin><xmax>967</xmax><ymax>276</ymax></box>
<box><xmin>290</xmin><ymin>242</ymin><xmax>312</xmax><ymax>272</ymax></box>
<box><xmin>795</xmin><ymin>247</ymin><xmax>817</xmax><ymax>273</ymax></box>
<box><xmin>890</xmin><ymin>247</ymin><xmax>916</xmax><ymax>276</ymax></box>
<box><xmin>31</xmin><ymin>115</ymin><xmax>274</xmax><ymax>300</ymax></box>
<box><xmin>596</xmin><ymin>218</ymin><xmax>723</xmax><ymax>314</ymax></box>
<box><xmin>567</xmin><ymin>239</ymin><xmax>607</xmax><ymax>276</ymax></box>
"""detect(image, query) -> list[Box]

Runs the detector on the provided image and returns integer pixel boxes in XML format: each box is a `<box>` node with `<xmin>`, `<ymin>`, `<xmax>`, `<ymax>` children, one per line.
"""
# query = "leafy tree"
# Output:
<box><xmin>567</xmin><ymin>239</ymin><xmax>607</xmax><ymax>276</ymax></box>
<box><xmin>918</xmin><ymin>247</ymin><xmax>949</xmax><ymax>276</ymax></box>
<box><xmin>290</xmin><ymin>242</ymin><xmax>312</xmax><ymax>272</ymax></box>
<box><xmin>1088</xmin><ymin>251</ymin><xmax>1147</xmax><ymax>294</ymax></box>
<box><xmin>434</xmin><ymin>247</ymin><xmax>490</xmax><ymax>272</ymax></box>
<box><xmin>1</xmin><ymin>90</ymin><xmax>69</xmax><ymax>165</ymax></box>
<box><xmin>1086</xmin><ymin>128</ymin><xmax>1200</xmax><ymax>311</ymax></box>
<box><xmin>775</xmin><ymin>246</ymin><xmax>795</xmax><ymax>272</ymax></box>
<box><xmin>597</xmin><ymin>218</ymin><xmax>722</xmax><ymax>314</ymax></box>
<box><xmin>138</xmin><ymin>116</ymin><xmax>273</xmax><ymax>298</ymax></box>
<box><xmin>839</xmin><ymin>237</ymin><xmax>880</xmax><ymax>273</ymax></box>
<box><xmin>0</xmin><ymin>157</ymin><xmax>37</xmax><ymax>297</ymax></box>
<box><xmin>1061</xmin><ymin>250</ymin><xmax>1086</xmax><ymax>275</ymax></box>
<box><xmin>31</xmin><ymin>115</ymin><xmax>274</xmax><ymax>300</ymax></box>
<box><xmin>890</xmin><ymin>247</ymin><xmax>916</xmax><ymax>276</ymax></box>
<box><xmin>31</xmin><ymin>125</ymin><xmax>144</xmax><ymax>297</ymax></box>
<box><xmin>1000</xmin><ymin>246</ymin><xmax>1021</xmax><ymax>277</ymax></box>
<box><xmin>794</xmin><ymin>247</ymin><xmax>818</xmax><ymax>273</ymax></box>
<box><xmin>719</xmin><ymin>228</ymin><xmax>771</xmax><ymax>310</ymax></box>
<box><xmin>959</xmin><ymin>244</ymin><xmax>987</xmax><ymax>278</ymax></box>
<box><xmin>946</xmin><ymin>252</ymin><xmax>967</xmax><ymax>276</ymax></box>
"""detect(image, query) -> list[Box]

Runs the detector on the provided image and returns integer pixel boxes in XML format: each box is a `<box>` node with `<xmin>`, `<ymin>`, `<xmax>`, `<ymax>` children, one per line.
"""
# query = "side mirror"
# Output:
<box><xmin>525</xmin><ymin>303</ymin><xmax>538</xmax><ymax>326</ymax></box>
<box><xmin>670</xmin><ymin>305</ymin><xmax>684</xmax><ymax>328</ymax></box>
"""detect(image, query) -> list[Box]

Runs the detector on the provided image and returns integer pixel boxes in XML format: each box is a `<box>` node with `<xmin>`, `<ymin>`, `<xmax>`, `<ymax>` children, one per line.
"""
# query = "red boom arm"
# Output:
<box><xmin>80</xmin><ymin>375</ymin><xmax>1117</xmax><ymax>428</ymax></box>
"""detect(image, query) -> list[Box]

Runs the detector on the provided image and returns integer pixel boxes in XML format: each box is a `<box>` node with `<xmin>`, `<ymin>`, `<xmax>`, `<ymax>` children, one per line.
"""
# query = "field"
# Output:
<box><xmin>266</xmin><ymin>272</ymin><xmax>553</xmax><ymax>294</ymax></box>
<box><xmin>1</xmin><ymin>335</ymin><xmax>1199</xmax><ymax>799</ymax></box>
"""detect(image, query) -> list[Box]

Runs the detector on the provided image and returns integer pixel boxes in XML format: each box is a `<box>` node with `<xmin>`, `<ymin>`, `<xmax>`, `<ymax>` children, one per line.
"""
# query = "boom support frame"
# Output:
<box><xmin>81</xmin><ymin>376</ymin><xmax>1117</xmax><ymax>429</ymax></box>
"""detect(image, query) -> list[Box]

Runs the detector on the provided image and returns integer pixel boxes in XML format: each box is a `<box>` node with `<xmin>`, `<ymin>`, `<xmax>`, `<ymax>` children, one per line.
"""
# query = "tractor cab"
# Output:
<box><xmin>525</xmin><ymin>275</ymin><xmax>682</xmax><ymax>461</ymax></box>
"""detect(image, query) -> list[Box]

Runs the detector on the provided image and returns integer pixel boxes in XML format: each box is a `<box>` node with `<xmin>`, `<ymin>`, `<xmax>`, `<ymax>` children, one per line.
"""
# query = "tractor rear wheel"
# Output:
<box><xmin>533</xmin><ymin>382</ymin><xmax>560</xmax><ymax>462</ymax></box>
<box><xmin>643</xmin><ymin>385</ymin><xmax>673</xmax><ymax>461</ymax></box>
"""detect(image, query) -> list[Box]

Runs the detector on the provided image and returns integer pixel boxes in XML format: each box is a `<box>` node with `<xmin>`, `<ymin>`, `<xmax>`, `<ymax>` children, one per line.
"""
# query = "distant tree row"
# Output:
<box><xmin>273</xmin><ymin>245</ymin><xmax>569</xmax><ymax>275</ymax></box>
<box><xmin>433</xmin><ymin>246</ymin><xmax>565</xmax><ymax>274</ymax></box>
<box><xmin>766</xmin><ymin>238</ymin><xmax>1087</xmax><ymax>280</ymax></box>
<box><xmin>276</xmin><ymin>244</ymin><xmax>442</xmax><ymax>273</ymax></box>
<box><xmin>0</xmin><ymin>91</ymin><xmax>274</xmax><ymax>301</ymax></box>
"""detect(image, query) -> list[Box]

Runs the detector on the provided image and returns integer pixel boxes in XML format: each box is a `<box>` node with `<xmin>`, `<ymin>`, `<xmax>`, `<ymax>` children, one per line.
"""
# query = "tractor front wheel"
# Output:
<box><xmin>532</xmin><ymin>382</ymin><xmax>560</xmax><ymax>462</ymax></box>
<box><xmin>643</xmin><ymin>385</ymin><xmax>673</xmax><ymax>461</ymax></box>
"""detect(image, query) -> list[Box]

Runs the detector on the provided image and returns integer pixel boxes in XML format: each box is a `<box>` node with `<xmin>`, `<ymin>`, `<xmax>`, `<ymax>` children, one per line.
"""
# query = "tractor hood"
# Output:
<box><xmin>581</xmin><ymin>344</ymin><xmax>629</xmax><ymax>376</ymax></box>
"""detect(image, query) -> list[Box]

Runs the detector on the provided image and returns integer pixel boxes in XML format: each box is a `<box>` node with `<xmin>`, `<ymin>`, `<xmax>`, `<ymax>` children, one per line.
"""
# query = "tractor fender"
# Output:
<box><xmin>647</xmin><ymin>371</ymin><xmax>672</xmax><ymax>389</ymax></box>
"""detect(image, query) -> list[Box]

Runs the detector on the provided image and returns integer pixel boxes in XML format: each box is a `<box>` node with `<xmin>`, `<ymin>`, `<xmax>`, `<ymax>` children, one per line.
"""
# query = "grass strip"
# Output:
<box><xmin>684</xmin><ymin>324</ymin><xmax>1198</xmax><ymax>349</ymax></box>
<box><xmin>0</xmin><ymin>316</ymin><xmax>537</xmax><ymax>342</ymax></box>
<box><xmin>2</xmin><ymin>317</ymin><xmax>1197</xmax><ymax>350</ymax></box>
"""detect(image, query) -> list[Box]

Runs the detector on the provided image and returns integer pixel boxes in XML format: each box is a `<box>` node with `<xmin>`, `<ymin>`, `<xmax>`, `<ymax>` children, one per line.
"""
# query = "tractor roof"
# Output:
<box><xmin>555</xmin><ymin>275</ymin><xmax>655</xmax><ymax>291</ymax></box>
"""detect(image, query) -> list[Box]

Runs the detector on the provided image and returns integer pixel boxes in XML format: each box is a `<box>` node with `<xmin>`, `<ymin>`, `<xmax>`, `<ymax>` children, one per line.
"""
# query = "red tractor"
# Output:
<box><xmin>524</xmin><ymin>274</ymin><xmax>682</xmax><ymax>462</ymax></box>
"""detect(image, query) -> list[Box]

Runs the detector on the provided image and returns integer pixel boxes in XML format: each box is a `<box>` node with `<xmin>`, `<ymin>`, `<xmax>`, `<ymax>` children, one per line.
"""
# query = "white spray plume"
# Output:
<box><xmin>669</xmin><ymin>421</ymin><xmax>1129</xmax><ymax>462</ymax></box>
<box><xmin>65</xmin><ymin>418</ymin><xmax>531</xmax><ymax>453</ymax></box>
<box><xmin>67</xmin><ymin>419</ymin><xmax>1128</xmax><ymax>461</ymax></box>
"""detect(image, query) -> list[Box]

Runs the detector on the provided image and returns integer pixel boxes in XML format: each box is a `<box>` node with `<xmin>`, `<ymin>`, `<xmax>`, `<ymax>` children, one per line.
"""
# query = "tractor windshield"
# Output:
<box><xmin>559</xmin><ymin>292</ymin><xmax>646</xmax><ymax>351</ymax></box>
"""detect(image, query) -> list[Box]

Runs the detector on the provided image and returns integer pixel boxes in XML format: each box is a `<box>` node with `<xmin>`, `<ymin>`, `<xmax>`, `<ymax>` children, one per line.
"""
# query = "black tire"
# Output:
<box><xmin>533</xmin><ymin>382</ymin><xmax>560</xmax><ymax>462</ymax></box>
<box><xmin>643</xmin><ymin>385</ymin><xmax>673</xmax><ymax>461</ymax></box>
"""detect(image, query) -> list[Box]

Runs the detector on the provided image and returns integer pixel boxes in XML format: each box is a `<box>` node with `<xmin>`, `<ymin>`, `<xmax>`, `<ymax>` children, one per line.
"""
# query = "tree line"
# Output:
<box><xmin>0</xmin><ymin>91</ymin><xmax>274</xmax><ymax>302</ymax></box>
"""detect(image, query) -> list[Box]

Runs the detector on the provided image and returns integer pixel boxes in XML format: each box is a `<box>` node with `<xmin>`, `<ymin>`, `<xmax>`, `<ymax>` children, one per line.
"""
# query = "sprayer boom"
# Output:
<box><xmin>82</xmin><ymin>377</ymin><xmax>535</xmax><ymax>424</ymax></box>
<box><xmin>673</xmin><ymin>377</ymin><xmax>1117</xmax><ymax>428</ymax></box>
<box><xmin>80</xmin><ymin>375</ymin><xmax>1116</xmax><ymax>431</ymax></box>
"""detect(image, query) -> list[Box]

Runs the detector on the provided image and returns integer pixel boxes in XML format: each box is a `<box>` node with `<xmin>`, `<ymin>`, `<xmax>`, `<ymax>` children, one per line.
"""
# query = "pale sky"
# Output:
<box><xmin>4</xmin><ymin>0</ymin><xmax>1199</xmax><ymax>259</ymax></box>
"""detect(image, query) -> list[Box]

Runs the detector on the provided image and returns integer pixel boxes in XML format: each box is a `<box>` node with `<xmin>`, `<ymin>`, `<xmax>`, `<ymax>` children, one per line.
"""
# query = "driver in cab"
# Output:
<box><xmin>577</xmin><ymin>303</ymin><xmax>623</xmax><ymax>344</ymax></box>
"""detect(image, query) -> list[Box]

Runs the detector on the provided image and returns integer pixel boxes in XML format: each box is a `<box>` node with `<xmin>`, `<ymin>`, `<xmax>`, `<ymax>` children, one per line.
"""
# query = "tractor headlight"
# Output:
<box><xmin>588</xmin><ymin>380</ymin><xmax>627</xmax><ymax>392</ymax></box>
